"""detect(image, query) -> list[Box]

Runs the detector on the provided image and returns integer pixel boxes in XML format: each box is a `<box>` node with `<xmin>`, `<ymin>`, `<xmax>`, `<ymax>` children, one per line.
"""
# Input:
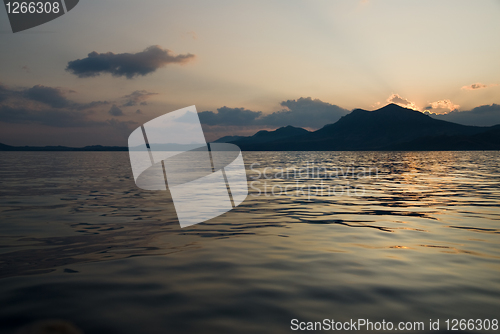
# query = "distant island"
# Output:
<box><xmin>2</xmin><ymin>104</ymin><xmax>500</xmax><ymax>151</ymax></box>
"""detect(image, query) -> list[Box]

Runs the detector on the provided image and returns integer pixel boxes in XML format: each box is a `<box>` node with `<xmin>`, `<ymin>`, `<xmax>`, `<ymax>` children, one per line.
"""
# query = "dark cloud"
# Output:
<box><xmin>105</xmin><ymin>119</ymin><xmax>138</xmax><ymax>137</ymax></box>
<box><xmin>108</xmin><ymin>104</ymin><xmax>124</xmax><ymax>116</ymax></box>
<box><xmin>23</xmin><ymin>85</ymin><xmax>71</xmax><ymax>108</ymax></box>
<box><xmin>0</xmin><ymin>83</ymin><xmax>136</xmax><ymax>132</ymax></box>
<box><xmin>1</xmin><ymin>83</ymin><xmax>109</xmax><ymax>111</ymax></box>
<box><xmin>0</xmin><ymin>104</ymin><xmax>137</xmax><ymax>131</ymax></box>
<box><xmin>199</xmin><ymin>97</ymin><xmax>348</xmax><ymax>129</ymax></box>
<box><xmin>0</xmin><ymin>84</ymin><xmax>10</xmax><ymax>103</ymax></box>
<box><xmin>66</xmin><ymin>45</ymin><xmax>196</xmax><ymax>79</ymax></box>
<box><xmin>428</xmin><ymin>104</ymin><xmax>500</xmax><ymax>126</ymax></box>
<box><xmin>74</xmin><ymin>100</ymin><xmax>110</xmax><ymax>111</ymax></box>
<box><xmin>199</xmin><ymin>107</ymin><xmax>262</xmax><ymax>126</ymax></box>
<box><xmin>136</xmin><ymin>109</ymin><xmax>142</xmax><ymax>114</ymax></box>
<box><xmin>122</xmin><ymin>90</ymin><xmax>158</xmax><ymax>107</ymax></box>
<box><xmin>0</xmin><ymin>105</ymin><xmax>90</xmax><ymax>127</ymax></box>
<box><xmin>260</xmin><ymin>97</ymin><xmax>349</xmax><ymax>128</ymax></box>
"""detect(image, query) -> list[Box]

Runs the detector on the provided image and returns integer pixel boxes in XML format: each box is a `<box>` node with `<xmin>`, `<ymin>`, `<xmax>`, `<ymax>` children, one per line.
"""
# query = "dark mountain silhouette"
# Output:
<box><xmin>231</xmin><ymin>104</ymin><xmax>500</xmax><ymax>151</ymax></box>
<box><xmin>390</xmin><ymin>124</ymin><xmax>500</xmax><ymax>151</ymax></box>
<box><xmin>231</xmin><ymin>125</ymin><xmax>310</xmax><ymax>145</ymax></box>
<box><xmin>0</xmin><ymin>143</ymin><xmax>12</xmax><ymax>150</ymax></box>
<box><xmin>2</xmin><ymin>104</ymin><xmax>499</xmax><ymax>151</ymax></box>
<box><xmin>212</xmin><ymin>135</ymin><xmax>246</xmax><ymax>143</ymax></box>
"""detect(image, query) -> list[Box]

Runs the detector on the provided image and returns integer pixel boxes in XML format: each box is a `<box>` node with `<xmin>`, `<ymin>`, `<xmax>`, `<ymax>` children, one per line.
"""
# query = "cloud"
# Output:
<box><xmin>108</xmin><ymin>104</ymin><xmax>124</xmax><ymax>116</ymax></box>
<box><xmin>461</xmin><ymin>83</ymin><xmax>497</xmax><ymax>91</ymax></box>
<box><xmin>386</xmin><ymin>94</ymin><xmax>420</xmax><ymax>111</ymax></box>
<box><xmin>66</xmin><ymin>45</ymin><xmax>196</xmax><ymax>79</ymax></box>
<box><xmin>122</xmin><ymin>90</ymin><xmax>158</xmax><ymax>107</ymax></box>
<box><xmin>0</xmin><ymin>84</ymin><xmax>10</xmax><ymax>103</ymax></box>
<box><xmin>0</xmin><ymin>102</ymin><xmax>138</xmax><ymax>146</ymax></box>
<box><xmin>0</xmin><ymin>84</ymin><xmax>109</xmax><ymax>111</ymax></box>
<box><xmin>0</xmin><ymin>83</ymin><xmax>136</xmax><ymax>130</ymax></box>
<box><xmin>0</xmin><ymin>105</ymin><xmax>92</xmax><ymax>127</ymax></box>
<box><xmin>462</xmin><ymin>83</ymin><xmax>487</xmax><ymax>90</ymax></box>
<box><xmin>260</xmin><ymin>97</ymin><xmax>349</xmax><ymax>128</ymax></box>
<box><xmin>0</xmin><ymin>104</ymin><xmax>134</xmax><ymax>131</ymax></box>
<box><xmin>74</xmin><ymin>100</ymin><xmax>110</xmax><ymax>111</ymax></box>
<box><xmin>386</xmin><ymin>94</ymin><xmax>461</xmax><ymax>115</ymax></box>
<box><xmin>424</xmin><ymin>99</ymin><xmax>460</xmax><ymax>115</ymax></box>
<box><xmin>136</xmin><ymin>109</ymin><xmax>142</xmax><ymax>114</ymax></box>
<box><xmin>199</xmin><ymin>107</ymin><xmax>262</xmax><ymax>126</ymax></box>
<box><xmin>23</xmin><ymin>85</ymin><xmax>71</xmax><ymax>108</ymax></box>
<box><xmin>104</xmin><ymin>119</ymin><xmax>138</xmax><ymax>137</ymax></box>
<box><xmin>199</xmin><ymin>97</ymin><xmax>349</xmax><ymax>129</ymax></box>
<box><xmin>428</xmin><ymin>104</ymin><xmax>500</xmax><ymax>126</ymax></box>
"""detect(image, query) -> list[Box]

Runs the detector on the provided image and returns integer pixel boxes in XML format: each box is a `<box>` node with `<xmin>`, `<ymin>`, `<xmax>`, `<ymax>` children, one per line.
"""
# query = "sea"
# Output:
<box><xmin>0</xmin><ymin>151</ymin><xmax>499</xmax><ymax>333</ymax></box>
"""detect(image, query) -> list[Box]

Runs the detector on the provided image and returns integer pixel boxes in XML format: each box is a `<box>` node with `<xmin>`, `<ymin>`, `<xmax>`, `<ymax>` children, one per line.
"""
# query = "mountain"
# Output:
<box><xmin>2</xmin><ymin>105</ymin><xmax>499</xmax><ymax>151</ymax></box>
<box><xmin>233</xmin><ymin>104</ymin><xmax>499</xmax><ymax>151</ymax></box>
<box><xmin>0</xmin><ymin>143</ymin><xmax>12</xmax><ymax>150</ymax></box>
<box><xmin>229</xmin><ymin>125</ymin><xmax>310</xmax><ymax>145</ymax></box>
<box><xmin>390</xmin><ymin>124</ymin><xmax>500</xmax><ymax>151</ymax></box>
<box><xmin>212</xmin><ymin>135</ymin><xmax>246</xmax><ymax>143</ymax></box>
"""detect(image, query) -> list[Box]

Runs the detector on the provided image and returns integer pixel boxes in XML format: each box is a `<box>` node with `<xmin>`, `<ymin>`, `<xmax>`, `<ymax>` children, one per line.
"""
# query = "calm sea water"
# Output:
<box><xmin>0</xmin><ymin>151</ymin><xmax>499</xmax><ymax>333</ymax></box>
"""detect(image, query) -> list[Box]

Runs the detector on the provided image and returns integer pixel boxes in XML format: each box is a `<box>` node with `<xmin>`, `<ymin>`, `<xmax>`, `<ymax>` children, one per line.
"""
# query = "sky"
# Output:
<box><xmin>0</xmin><ymin>0</ymin><xmax>499</xmax><ymax>146</ymax></box>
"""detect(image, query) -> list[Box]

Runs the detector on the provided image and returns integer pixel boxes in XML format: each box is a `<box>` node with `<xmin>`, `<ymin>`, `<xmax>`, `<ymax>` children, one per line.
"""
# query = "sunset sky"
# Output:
<box><xmin>1</xmin><ymin>0</ymin><xmax>499</xmax><ymax>146</ymax></box>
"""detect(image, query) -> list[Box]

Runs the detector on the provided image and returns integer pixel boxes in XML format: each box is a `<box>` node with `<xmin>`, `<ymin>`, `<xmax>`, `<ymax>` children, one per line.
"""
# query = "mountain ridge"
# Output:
<box><xmin>231</xmin><ymin>104</ymin><xmax>499</xmax><ymax>151</ymax></box>
<box><xmin>1</xmin><ymin>104</ymin><xmax>499</xmax><ymax>151</ymax></box>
